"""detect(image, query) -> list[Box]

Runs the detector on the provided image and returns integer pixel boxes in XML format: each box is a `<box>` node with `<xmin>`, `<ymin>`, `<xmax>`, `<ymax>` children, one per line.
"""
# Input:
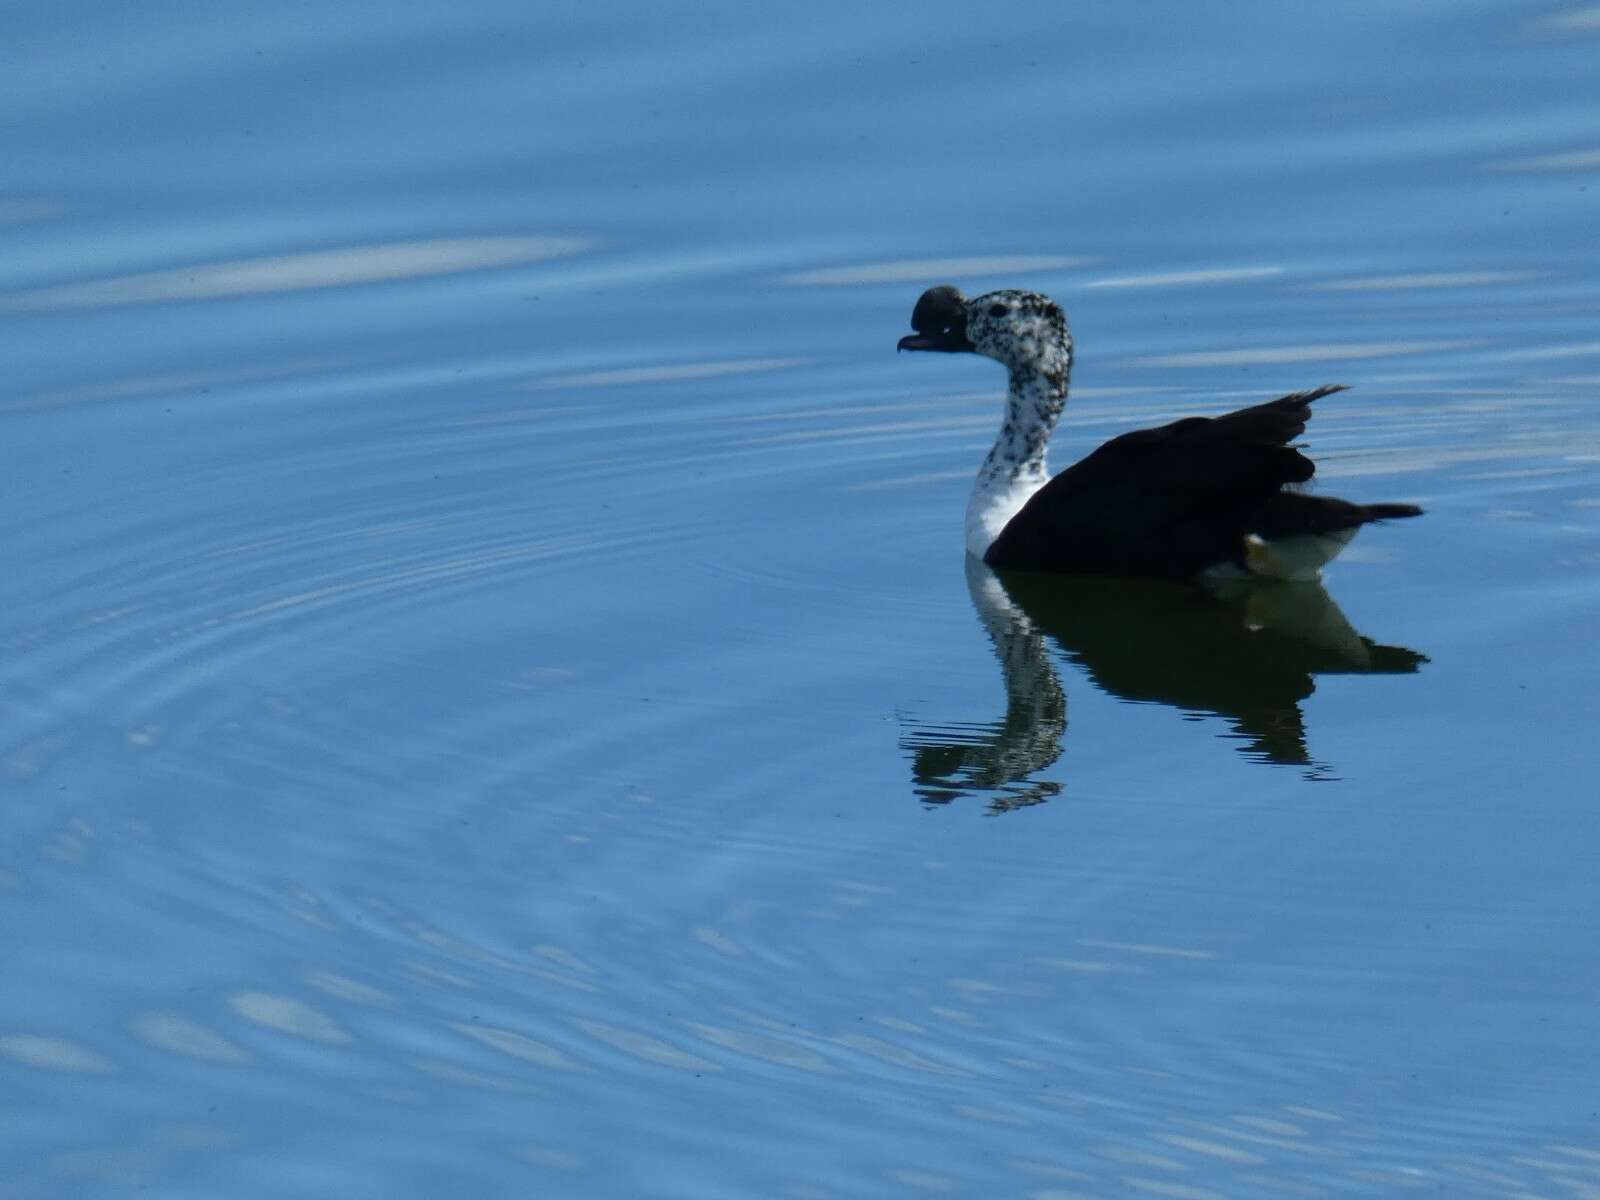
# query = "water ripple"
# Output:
<box><xmin>2</xmin><ymin>235</ymin><xmax>590</xmax><ymax>310</ymax></box>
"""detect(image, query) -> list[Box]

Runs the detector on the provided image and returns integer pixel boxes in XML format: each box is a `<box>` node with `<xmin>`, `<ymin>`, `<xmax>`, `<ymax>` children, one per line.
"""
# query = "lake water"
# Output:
<box><xmin>5</xmin><ymin>3</ymin><xmax>1600</xmax><ymax>1196</ymax></box>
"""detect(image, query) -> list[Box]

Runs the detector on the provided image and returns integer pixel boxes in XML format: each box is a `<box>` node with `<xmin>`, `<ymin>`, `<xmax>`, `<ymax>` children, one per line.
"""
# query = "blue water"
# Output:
<box><xmin>5</xmin><ymin>3</ymin><xmax>1600</xmax><ymax>1196</ymax></box>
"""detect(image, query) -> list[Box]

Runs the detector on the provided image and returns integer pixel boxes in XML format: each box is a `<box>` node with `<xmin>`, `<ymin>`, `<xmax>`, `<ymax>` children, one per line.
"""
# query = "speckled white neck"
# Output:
<box><xmin>965</xmin><ymin>361</ymin><xmax>1070</xmax><ymax>559</ymax></box>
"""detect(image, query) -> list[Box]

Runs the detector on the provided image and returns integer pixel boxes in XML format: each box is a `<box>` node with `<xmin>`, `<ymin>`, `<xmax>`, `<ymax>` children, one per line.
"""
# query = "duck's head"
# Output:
<box><xmin>897</xmin><ymin>286</ymin><xmax>1070</xmax><ymax>374</ymax></box>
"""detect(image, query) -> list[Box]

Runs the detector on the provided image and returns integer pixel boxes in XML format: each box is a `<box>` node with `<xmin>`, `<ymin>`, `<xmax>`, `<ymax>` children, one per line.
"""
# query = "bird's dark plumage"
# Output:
<box><xmin>988</xmin><ymin>385</ymin><xmax>1420</xmax><ymax>577</ymax></box>
<box><xmin>898</xmin><ymin>286</ymin><xmax>1424</xmax><ymax>580</ymax></box>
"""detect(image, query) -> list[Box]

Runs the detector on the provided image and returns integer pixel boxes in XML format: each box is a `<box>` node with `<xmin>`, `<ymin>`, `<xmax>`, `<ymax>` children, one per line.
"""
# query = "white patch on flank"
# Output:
<box><xmin>1226</xmin><ymin>529</ymin><xmax>1359</xmax><ymax>582</ymax></box>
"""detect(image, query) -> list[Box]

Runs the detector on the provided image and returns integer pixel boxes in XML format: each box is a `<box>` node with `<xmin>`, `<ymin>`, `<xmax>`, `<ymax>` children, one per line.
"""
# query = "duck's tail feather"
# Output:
<box><xmin>1362</xmin><ymin>503</ymin><xmax>1424</xmax><ymax>521</ymax></box>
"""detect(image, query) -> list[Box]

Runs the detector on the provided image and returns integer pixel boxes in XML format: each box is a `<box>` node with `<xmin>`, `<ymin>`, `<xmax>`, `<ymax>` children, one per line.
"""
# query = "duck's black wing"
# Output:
<box><xmin>985</xmin><ymin>386</ymin><xmax>1416</xmax><ymax>577</ymax></box>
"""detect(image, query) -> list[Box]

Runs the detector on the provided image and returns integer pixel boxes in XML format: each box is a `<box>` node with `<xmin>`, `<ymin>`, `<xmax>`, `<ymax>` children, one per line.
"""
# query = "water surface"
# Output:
<box><xmin>4</xmin><ymin>3</ymin><xmax>1600</xmax><ymax>1196</ymax></box>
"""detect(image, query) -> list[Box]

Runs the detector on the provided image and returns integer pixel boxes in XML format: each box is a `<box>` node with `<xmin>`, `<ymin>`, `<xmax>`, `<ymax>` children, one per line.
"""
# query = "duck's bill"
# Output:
<box><xmin>897</xmin><ymin>330</ymin><xmax>975</xmax><ymax>352</ymax></box>
<box><xmin>899</xmin><ymin>284</ymin><xmax>973</xmax><ymax>352</ymax></box>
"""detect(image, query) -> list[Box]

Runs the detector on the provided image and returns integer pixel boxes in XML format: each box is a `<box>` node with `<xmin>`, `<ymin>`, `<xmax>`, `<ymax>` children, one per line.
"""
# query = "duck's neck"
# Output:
<box><xmin>965</xmin><ymin>357</ymin><xmax>1071</xmax><ymax>559</ymax></box>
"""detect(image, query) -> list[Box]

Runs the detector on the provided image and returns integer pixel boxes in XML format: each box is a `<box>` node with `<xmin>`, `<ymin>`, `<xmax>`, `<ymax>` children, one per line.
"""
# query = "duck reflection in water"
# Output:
<box><xmin>903</xmin><ymin>558</ymin><xmax>1427</xmax><ymax>812</ymax></box>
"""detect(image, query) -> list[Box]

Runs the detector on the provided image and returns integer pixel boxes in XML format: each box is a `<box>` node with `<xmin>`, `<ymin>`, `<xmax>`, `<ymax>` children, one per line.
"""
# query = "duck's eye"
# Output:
<box><xmin>988</xmin><ymin>303</ymin><xmax>1008</xmax><ymax>319</ymax></box>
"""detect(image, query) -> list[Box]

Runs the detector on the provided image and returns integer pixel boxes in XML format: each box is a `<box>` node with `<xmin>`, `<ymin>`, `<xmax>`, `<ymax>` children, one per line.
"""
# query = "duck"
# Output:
<box><xmin>897</xmin><ymin>285</ymin><xmax>1423</xmax><ymax>580</ymax></box>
